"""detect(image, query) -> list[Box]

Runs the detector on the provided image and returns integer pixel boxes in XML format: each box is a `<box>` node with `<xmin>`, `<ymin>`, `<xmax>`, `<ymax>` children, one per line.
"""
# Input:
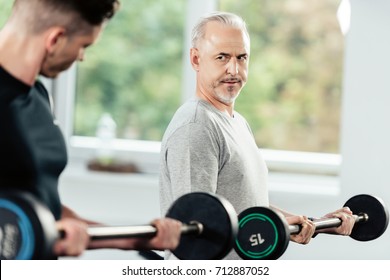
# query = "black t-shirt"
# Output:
<box><xmin>0</xmin><ymin>66</ymin><xmax>67</xmax><ymax>220</ymax></box>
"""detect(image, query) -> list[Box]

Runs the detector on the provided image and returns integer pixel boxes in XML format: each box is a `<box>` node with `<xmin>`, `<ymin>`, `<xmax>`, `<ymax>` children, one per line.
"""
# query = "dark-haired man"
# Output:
<box><xmin>0</xmin><ymin>0</ymin><xmax>181</xmax><ymax>258</ymax></box>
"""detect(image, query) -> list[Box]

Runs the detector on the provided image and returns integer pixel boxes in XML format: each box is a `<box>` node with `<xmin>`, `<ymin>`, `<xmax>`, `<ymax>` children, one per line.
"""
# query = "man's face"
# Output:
<box><xmin>40</xmin><ymin>25</ymin><xmax>103</xmax><ymax>78</ymax></box>
<box><xmin>192</xmin><ymin>21</ymin><xmax>250</xmax><ymax>106</ymax></box>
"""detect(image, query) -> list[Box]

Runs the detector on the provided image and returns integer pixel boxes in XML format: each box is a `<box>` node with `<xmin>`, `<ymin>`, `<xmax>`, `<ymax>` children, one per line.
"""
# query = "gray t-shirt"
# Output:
<box><xmin>159</xmin><ymin>98</ymin><xmax>269</xmax><ymax>259</ymax></box>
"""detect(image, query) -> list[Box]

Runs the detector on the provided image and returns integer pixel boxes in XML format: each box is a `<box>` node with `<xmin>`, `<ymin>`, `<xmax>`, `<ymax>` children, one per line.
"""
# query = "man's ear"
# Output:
<box><xmin>190</xmin><ymin>47</ymin><xmax>200</xmax><ymax>71</ymax></box>
<box><xmin>45</xmin><ymin>27</ymin><xmax>66</xmax><ymax>54</ymax></box>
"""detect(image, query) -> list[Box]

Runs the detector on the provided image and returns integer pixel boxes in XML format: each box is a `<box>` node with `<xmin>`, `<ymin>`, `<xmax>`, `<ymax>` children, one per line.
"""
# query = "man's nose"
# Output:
<box><xmin>226</xmin><ymin>58</ymin><xmax>238</xmax><ymax>75</ymax></box>
<box><xmin>78</xmin><ymin>49</ymin><xmax>85</xmax><ymax>62</ymax></box>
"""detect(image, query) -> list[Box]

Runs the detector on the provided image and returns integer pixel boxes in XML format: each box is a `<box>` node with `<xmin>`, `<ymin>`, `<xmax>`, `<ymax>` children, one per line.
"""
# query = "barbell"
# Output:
<box><xmin>0</xmin><ymin>191</ymin><xmax>238</xmax><ymax>260</ymax></box>
<box><xmin>234</xmin><ymin>194</ymin><xmax>389</xmax><ymax>260</ymax></box>
<box><xmin>2</xmin><ymin>191</ymin><xmax>388</xmax><ymax>260</ymax></box>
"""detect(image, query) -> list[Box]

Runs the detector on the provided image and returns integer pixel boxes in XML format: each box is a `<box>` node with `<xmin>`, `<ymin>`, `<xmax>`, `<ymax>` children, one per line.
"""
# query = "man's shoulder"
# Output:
<box><xmin>171</xmin><ymin>98</ymin><xmax>215</xmax><ymax>123</ymax></box>
<box><xmin>0</xmin><ymin>66</ymin><xmax>31</xmax><ymax>104</ymax></box>
<box><xmin>162</xmin><ymin>99</ymin><xmax>220</xmax><ymax>142</ymax></box>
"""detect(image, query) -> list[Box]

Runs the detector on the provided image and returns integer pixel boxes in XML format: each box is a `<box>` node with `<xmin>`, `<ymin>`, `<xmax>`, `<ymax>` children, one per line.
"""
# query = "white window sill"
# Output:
<box><xmin>68</xmin><ymin>136</ymin><xmax>341</xmax><ymax>175</ymax></box>
<box><xmin>64</xmin><ymin>136</ymin><xmax>340</xmax><ymax>197</ymax></box>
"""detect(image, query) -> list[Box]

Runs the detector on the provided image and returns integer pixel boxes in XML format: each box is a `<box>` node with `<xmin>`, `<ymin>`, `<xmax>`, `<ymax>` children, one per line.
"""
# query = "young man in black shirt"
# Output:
<box><xmin>0</xmin><ymin>0</ymin><xmax>181</xmax><ymax>258</ymax></box>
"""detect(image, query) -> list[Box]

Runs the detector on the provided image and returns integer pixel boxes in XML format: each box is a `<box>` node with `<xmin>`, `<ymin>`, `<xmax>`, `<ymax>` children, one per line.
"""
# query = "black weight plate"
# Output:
<box><xmin>0</xmin><ymin>192</ymin><xmax>59</xmax><ymax>259</ymax></box>
<box><xmin>234</xmin><ymin>207</ymin><xmax>290</xmax><ymax>260</ymax></box>
<box><xmin>344</xmin><ymin>194</ymin><xmax>389</xmax><ymax>241</ymax></box>
<box><xmin>0</xmin><ymin>196</ymin><xmax>35</xmax><ymax>259</ymax></box>
<box><xmin>166</xmin><ymin>192</ymin><xmax>238</xmax><ymax>260</ymax></box>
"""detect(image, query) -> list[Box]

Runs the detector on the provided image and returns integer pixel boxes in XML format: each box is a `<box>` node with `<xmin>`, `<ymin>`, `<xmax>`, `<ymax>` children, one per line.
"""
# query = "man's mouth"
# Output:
<box><xmin>222</xmin><ymin>79</ymin><xmax>241</xmax><ymax>84</ymax></box>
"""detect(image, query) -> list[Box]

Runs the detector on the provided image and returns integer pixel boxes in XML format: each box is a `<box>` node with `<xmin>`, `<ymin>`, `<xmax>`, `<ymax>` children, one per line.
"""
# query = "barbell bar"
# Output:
<box><xmin>86</xmin><ymin>222</ymin><xmax>203</xmax><ymax>240</ymax></box>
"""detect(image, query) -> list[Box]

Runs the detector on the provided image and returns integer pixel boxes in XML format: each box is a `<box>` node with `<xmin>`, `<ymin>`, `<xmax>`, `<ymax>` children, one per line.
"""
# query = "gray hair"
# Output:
<box><xmin>191</xmin><ymin>11</ymin><xmax>250</xmax><ymax>48</ymax></box>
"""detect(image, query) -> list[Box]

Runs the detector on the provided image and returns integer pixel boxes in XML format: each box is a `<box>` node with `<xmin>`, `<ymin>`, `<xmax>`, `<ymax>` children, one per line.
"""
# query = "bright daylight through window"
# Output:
<box><xmin>74</xmin><ymin>0</ymin><xmax>343</xmax><ymax>155</ymax></box>
<box><xmin>0</xmin><ymin>0</ymin><xmax>344</xmax><ymax>172</ymax></box>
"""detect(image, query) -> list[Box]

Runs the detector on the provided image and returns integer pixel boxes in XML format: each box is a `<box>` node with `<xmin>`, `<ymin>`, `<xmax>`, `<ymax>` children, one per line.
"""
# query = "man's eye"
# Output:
<box><xmin>217</xmin><ymin>55</ymin><xmax>227</xmax><ymax>61</ymax></box>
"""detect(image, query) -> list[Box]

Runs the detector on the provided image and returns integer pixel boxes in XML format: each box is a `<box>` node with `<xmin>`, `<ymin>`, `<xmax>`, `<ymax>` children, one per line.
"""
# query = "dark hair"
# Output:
<box><xmin>12</xmin><ymin>0</ymin><xmax>120</xmax><ymax>35</ymax></box>
<box><xmin>15</xmin><ymin>0</ymin><xmax>120</xmax><ymax>26</ymax></box>
<box><xmin>60</xmin><ymin>0</ymin><xmax>120</xmax><ymax>25</ymax></box>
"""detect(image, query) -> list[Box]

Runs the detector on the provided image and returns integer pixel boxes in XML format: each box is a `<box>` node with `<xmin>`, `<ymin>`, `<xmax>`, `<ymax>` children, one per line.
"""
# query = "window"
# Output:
<box><xmin>0</xmin><ymin>1</ymin><xmax>12</xmax><ymax>26</ymax></box>
<box><xmin>74</xmin><ymin>0</ymin><xmax>185</xmax><ymax>141</ymax></box>
<box><xmin>220</xmin><ymin>0</ymin><xmax>344</xmax><ymax>153</ymax></box>
<box><xmin>75</xmin><ymin>0</ymin><xmax>343</xmax><ymax>154</ymax></box>
<box><xmin>0</xmin><ymin>0</ymin><xmax>343</xmax><ymax>174</ymax></box>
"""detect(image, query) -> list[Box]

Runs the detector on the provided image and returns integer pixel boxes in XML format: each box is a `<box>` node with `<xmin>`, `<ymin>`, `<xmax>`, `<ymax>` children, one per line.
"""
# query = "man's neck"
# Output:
<box><xmin>0</xmin><ymin>26</ymin><xmax>44</xmax><ymax>86</ymax></box>
<box><xmin>196</xmin><ymin>89</ymin><xmax>235</xmax><ymax>117</ymax></box>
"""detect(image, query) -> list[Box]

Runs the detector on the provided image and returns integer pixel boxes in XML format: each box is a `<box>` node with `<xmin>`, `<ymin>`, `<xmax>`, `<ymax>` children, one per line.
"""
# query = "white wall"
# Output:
<box><xmin>339</xmin><ymin>0</ymin><xmax>390</xmax><ymax>258</ymax></box>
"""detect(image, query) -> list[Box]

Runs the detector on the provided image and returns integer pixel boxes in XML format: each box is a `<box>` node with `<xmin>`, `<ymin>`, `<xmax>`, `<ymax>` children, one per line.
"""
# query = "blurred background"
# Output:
<box><xmin>1</xmin><ymin>0</ymin><xmax>389</xmax><ymax>259</ymax></box>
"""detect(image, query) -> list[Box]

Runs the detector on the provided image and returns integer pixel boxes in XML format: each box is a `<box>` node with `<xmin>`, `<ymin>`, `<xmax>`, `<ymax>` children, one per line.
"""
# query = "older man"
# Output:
<box><xmin>159</xmin><ymin>11</ymin><xmax>355</xmax><ymax>260</ymax></box>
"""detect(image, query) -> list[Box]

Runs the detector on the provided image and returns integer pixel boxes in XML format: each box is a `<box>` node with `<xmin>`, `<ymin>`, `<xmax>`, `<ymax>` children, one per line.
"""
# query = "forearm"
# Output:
<box><xmin>60</xmin><ymin>206</ymin><xmax>181</xmax><ymax>251</ymax></box>
<box><xmin>269</xmin><ymin>204</ymin><xmax>297</xmax><ymax>218</ymax></box>
<box><xmin>61</xmin><ymin>205</ymin><xmax>99</xmax><ymax>225</ymax></box>
<box><xmin>269</xmin><ymin>204</ymin><xmax>355</xmax><ymax>236</ymax></box>
<box><xmin>61</xmin><ymin>205</ymin><xmax>145</xmax><ymax>250</ymax></box>
<box><xmin>87</xmin><ymin>237</ymin><xmax>142</xmax><ymax>250</ymax></box>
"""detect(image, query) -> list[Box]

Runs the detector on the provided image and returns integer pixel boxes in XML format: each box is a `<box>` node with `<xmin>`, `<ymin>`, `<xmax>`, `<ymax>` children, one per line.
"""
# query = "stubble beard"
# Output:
<box><xmin>212</xmin><ymin>82</ymin><xmax>242</xmax><ymax>105</ymax></box>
